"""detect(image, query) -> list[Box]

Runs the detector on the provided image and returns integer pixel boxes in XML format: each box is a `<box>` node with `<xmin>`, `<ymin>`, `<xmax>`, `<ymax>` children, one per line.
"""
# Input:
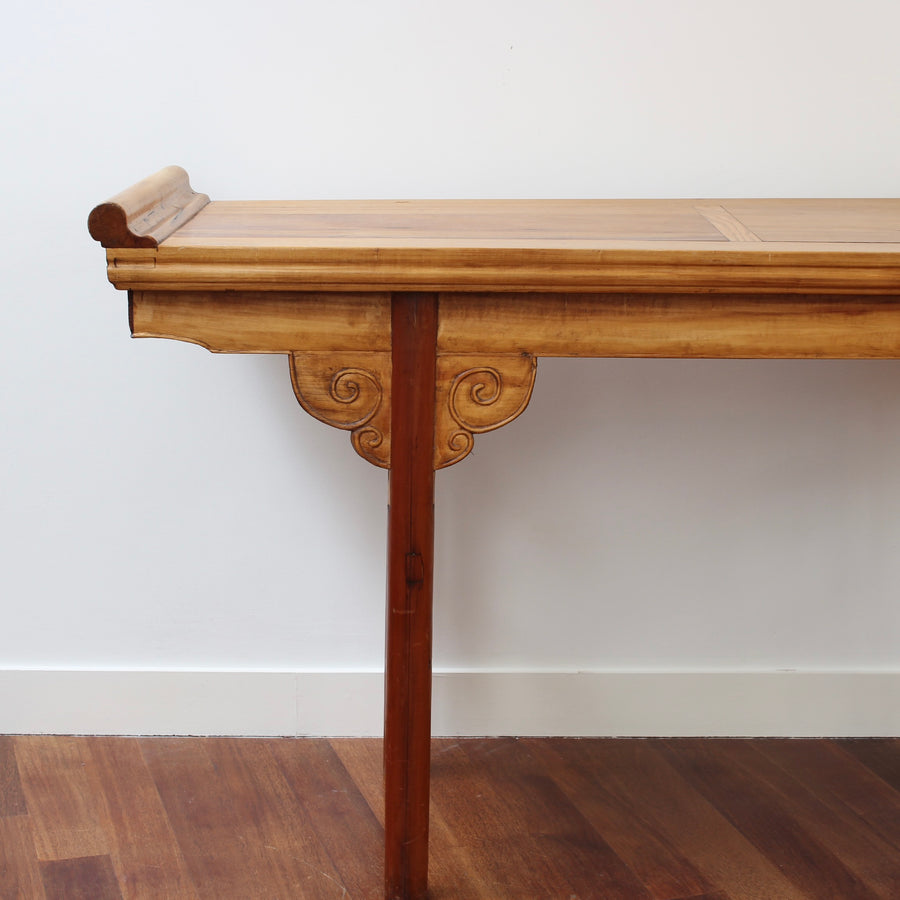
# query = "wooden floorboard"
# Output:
<box><xmin>1</xmin><ymin>737</ymin><xmax>898</xmax><ymax>899</ymax></box>
<box><xmin>16</xmin><ymin>736</ymin><xmax>114</xmax><ymax>862</ymax></box>
<box><xmin>90</xmin><ymin>737</ymin><xmax>199</xmax><ymax>899</ymax></box>
<box><xmin>709</xmin><ymin>740</ymin><xmax>900</xmax><ymax>898</ymax></box>
<box><xmin>756</xmin><ymin>739</ymin><xmax>900</xmax><ymax>857</ymax></box>
<box><xmin>39</xmin><ymin>855</ymin><xmax>123</xmax><ymax>900</ymax></box>
<box><xmin>657</xmin><ymin>740</ymin><xmax>884</xmax><ymax>900</ymax></box>
<box><xmin>529</xmin><ymin>738</ymin><xmax>715</xmax><ymax>899</ymax></box>
<box><xmin>459</xmin><ymin>737</ymin><xmax>654</xmax><ymax>899</ymax></box>
<box><xmin>0</xmin><ymin>815</ymin><xmax>46</xmax><ymax>899</ymax></box>
<box><xmin>268</xmin><ymin>737</ymin><xmax>385</xmax><ymax>897</ymax></box>
<box><xmin>837</xmin><ymin>738</ymin><xmax>900</xmax><ymax>795</ymax></box>
<box><xmin>541</xmin><ymin>738</ymin><xmax>806</xmax><ymax>900</ymax></box>
<box><xmin>0</xmin><ymin>735</ymin><xmax>28</xmax><ymax>817</ymax></box>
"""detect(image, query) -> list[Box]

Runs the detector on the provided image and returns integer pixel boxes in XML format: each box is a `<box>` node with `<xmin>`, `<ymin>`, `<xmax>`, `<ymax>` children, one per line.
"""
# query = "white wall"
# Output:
<box><xmin>2</xmin><ymin>0</ymin><xmax>900</xmax><ymax>735</ymax></box>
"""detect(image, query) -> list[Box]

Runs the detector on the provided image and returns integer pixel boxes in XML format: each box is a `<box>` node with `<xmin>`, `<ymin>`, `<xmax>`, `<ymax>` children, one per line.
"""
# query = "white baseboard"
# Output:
<box><xmin>1</xmin><ymin>670</ymin><xmax>897</xmax><ymax>737</ymax></box>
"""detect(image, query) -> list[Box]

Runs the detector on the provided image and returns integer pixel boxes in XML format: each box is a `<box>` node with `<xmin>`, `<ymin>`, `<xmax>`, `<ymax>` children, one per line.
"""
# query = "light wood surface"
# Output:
<box><xmin>88</xmin><ymin>170</ymin><xmax>900</xmax><ymax>900</ymax></box>
<box><xmin>130</xmin><ymin>290</ymin><xmax>391</xmax><ymax>354</ymax></box>
<box><xmin>91</xmin><ymin>173</ymin><xmax>900</xmax><ymax>294</ymax></box>
<box><xmin>106</xmin><ymin>243</ymin><xmax>900</xmax><ymax>294</ymax></box>
<box><xmin>438</xmin><ymin>292</ymin><xmax>900</xmax><ymax>358</ymax></box>
<box><xmin>289</xmin><ymin>350</ymin><xmax>391</xmax><ymax>468</ymax></box>
<box><xmin>88</xmin><ymin>166</ymin><xmax>209</xmax><ymax>249</ymax></box>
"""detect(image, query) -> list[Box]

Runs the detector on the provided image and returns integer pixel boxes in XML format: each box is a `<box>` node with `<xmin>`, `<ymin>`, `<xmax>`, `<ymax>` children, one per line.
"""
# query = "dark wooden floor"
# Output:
<box><xmin>2</xmin><ymin>737</ymin><xmax>899</xmax><ymax>899</ymax></box>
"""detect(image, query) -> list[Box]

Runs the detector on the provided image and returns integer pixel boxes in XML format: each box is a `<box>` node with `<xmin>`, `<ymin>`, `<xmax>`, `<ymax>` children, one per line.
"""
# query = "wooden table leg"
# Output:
<box><xmin>384</xmin><ymin>292</ymin><xmax>438</xmax><ymax>900</ymax></box>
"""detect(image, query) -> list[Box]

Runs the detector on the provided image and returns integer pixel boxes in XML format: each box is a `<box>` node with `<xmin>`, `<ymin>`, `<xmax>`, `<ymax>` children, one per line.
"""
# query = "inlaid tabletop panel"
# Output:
<box><xmin>722</xmin><ymin>199</ymin><xmax>900</xmax><ymax>244</ymax></box>
<box><xmin>168</xmin><ymin>200</ymin><xmax>731</xmax><ymax>245</ymax></box>
<box><xmin>168</xmin><ymin>199</ymin><xmax>900</xmax><ymax>248</ymax></box>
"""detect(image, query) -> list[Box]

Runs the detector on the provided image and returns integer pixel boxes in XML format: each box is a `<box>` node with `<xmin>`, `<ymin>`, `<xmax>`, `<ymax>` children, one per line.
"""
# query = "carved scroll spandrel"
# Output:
<box><xmin>290</xmin><ymin>351</ymin><xmax>391</xmax><ymax>468</ymax></box>
<box><xmin>290</xmin><ymin>351</ymin><xmax>536</xmax><ymax>470</ymax></box>
<box><xmin>434</xmin><ymin>354</ymin><xmax>537</xmax><ymax>469</ymax></box>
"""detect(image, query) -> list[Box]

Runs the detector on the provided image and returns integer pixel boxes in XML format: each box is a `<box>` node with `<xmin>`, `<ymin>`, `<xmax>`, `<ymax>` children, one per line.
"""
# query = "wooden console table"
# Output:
<box><xmin>89</xmin><ymin>168</ymin><xmax>900</xmax><ymax>900</ymax></box>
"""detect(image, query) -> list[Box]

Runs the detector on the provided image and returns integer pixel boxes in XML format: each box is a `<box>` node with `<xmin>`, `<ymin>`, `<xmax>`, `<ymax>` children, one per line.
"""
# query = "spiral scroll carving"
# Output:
<box><xmin>328</xmin><ymin>368</ymin><xmax>383</xmax><ymax>427</ymax></box>
<box><xmin>353</xmin><ymin>425</ymin><xmax>387</xmax><ymax>460</ymax></box>
<box><xmin>449</xmin><ymin>367</ymin><xmax>504</xmax><ymax>429</ymax></box>
<box><xmin>290</xmin><ymin>351</ymin><xmax>391</xmax><ymax>468</ymax></box>
<box><xmin>290</xmin><ymin>350</ymin><xmax>534</xmax><ymax>470</ymax></box>
<box><xmin>436</xmin><ymin>354</ymin><xmax>537</xmax><ymax>468</ymax></box>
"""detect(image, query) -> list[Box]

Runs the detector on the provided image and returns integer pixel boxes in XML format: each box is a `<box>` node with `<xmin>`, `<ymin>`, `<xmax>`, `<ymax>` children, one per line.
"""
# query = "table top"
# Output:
<box><xmin>170</xmin><ymin>198</ymin><xmax>900</xmax><ymax>247</ymax></box>
<box><xmin>89</xmin><ymin>168</ymin><xmax>900</xmax><ymax>294</ymax></box>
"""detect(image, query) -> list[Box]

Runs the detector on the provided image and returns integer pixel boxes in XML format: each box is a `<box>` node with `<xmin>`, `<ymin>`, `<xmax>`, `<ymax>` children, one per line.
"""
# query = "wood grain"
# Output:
<box><xmin>91</xmin><ymin>174</ymin><xmax>900</xmax><ymax>294</ymax></box>
<box><xmin>438</xmin><ymin>292</ymin><xmax>900</xmax><ymax>358</ymax></box>
<box><xmin>140</xmin><ymin>738</ymin><xmax>317</xmax><ymax>899</ymax></box>
<box><xmin>130</xmin><ymin>290</ymin><xmax>391</xmax><ymax>353</ymax></box>
<box><xmin>384</xmin><ymin>293</ymin><xmax>439</xmax><ymax>900</ymax></box>
<box><xmin>682</xmin><ymin>894</ymin><xmax>733</xmax><ymax>900</ymax></box>
<box><xmin>722</xmin><ymin>200</ymin><xmax>900</xmax><ymax>243</ymax></box>
<box><xmin>459</xmin><ymin>738</ymin><xmax>654</xmax><ymax>899</ymax></box>
<box><xmin>658</xmin><ymin>740</ymin><xmax>882</xmax><ymax>899</ymax></box>
<box><xmin>107</xmin><ymin>241</ymin><xmax>900</xmax><ymax>294</ymax></box>
<box><xmin>564</xmin><ymin>740</ymin><xmax>808</xmax><ymax>900</ymax></box>
<box><xmin>16</xmin><ymin>736</ymin><xmax>113</xmax><ymax>861</ymax></box>
<box><xmin>331</xmin><ymin>739</ymin><xmax>497</xmax><ymax>899</ymax></box>
<box><xmin>6</xmin><ymin>737</ymin><xmax>900</xmax><ymax>899</ymax></box>
<box><xmin>0</xmin><ymin>816</ymin><xmax>46</xmax><ymax>900</ymax></box>
<box><xmin>202</xmin><ymin>739</ymin><xmax>353</xmax><ymax>899</ymax></box>
<box><xmin>165</xmin><ymin>197</ymin><xmax>900</xmax><ymax>247</ymax></box>
<box><xmin>756</xmin><ymin>740</ymin><xmax>900</xmax><ymax>854</ymax></box>
<box><xmin>290</xmin><ymin>350</ymin><xmax>391</xmax><ymax>467</ymax></box>
<box><xmin>529</xmin><ymin>739</ymin><xmax>715</xmax><ymax>899</ymax></box>
<box><xmin>39</xmin><ymin>856</ymin><xmax>123</xmax><ymax>900</ymax></box>
<box><xmin>268</xmin><ymin>738</ymin><xmax>385</xmax><ymax>898</ymax></box>
<box><xmin>328</xmin><ymin>738</ymin><xmax>385</xmax><ymax>825</ymax></box>
<box><xmin>434</xmin><ymin>353</ymin><xmax>536</xmax><ymax>468</ymax></box>
<box><xmin>169</xmin><ymin>198</ymin><xmax>729</xmax><ymax>243</ymax></box>
<box><xmin>695</xmin><ymin>206</ymin><xmax>762</xmax><ymax>242</ymax></box>
<box><xmin>89</xmin><ymin>738</ymin><xmax>199</xmax><ymax>900</ymax></box>
<box><xmin>88</xmin><ymin>166</ymin><xmax>208</xmax><ymax>249</ymax></box>
<box><xmin>836</xmin><ymin>738</ymin><xmax>900</xmax><ymax>795</ymax></box>
<box><xmin>0</xmin><ymin>735</ymin><xmax>27</xmax><ymax>817</ymax></box>
<box><xmin>709</xmin><ymin>741</ymin><xmax>900</xmax><ymax>898</ymax></box>
<box><xmin>429</xmin><ymin>739</ymin><xmax>577</xmax><ymax>897</ymax></box>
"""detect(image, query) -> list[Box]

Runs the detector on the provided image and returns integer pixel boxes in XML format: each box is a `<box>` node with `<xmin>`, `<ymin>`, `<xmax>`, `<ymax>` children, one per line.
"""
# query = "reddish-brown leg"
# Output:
<box><xmin>384</xmin><ymin>292</ymin><xmax>438</xmax><ymax>900</ymax></box>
